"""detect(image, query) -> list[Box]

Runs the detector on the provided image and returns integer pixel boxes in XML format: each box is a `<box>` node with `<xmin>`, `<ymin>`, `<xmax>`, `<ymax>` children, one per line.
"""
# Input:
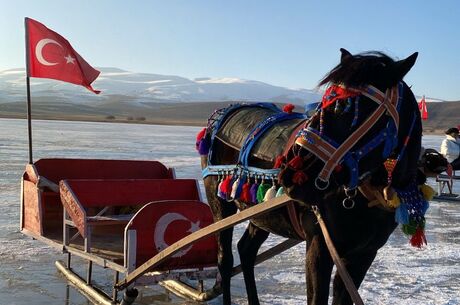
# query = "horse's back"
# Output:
<box><xmin>215</xmin><ymin>106</ymin><xmax>305</xmax><ymax>163</ymax></box>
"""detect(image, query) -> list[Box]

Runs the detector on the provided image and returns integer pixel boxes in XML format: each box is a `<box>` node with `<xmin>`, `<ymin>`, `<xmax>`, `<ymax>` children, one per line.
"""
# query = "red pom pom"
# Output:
<box><xmin>220</xmin><ymin>176</ymin><xmax>233</xmax><ymax>195</ymax></box>
<box><xmin>283</xmin><ymin>103</ymin><xmax>295</xmax><ymax>114</ymax></box>
<box><xmin>410</xmin><ymin>227</ymin><xmax>427</xmax><ymax>248</ymax></box>
<box><xmin>240</xmin><ymin>182</ymin><xmax>252</xmax><ymax>203</ymax></box>
<box><xmin>292</xmin><ymin>171</ymin><xmax>308</xmax><ymax>185</ymax></box>
<box><xmin>196</xmin><ymin>127</ymin><xmax>207</xmax><ymax>143</ymax></box>
<box><xmin>273</xmin><ymin>155</ymin><xmax>286</xmax><ymax>168</ymax></box>
<box><xmin>288</xmin><ymin>155</ymin><xmax>303</xmax><ymax>170</ymax></box>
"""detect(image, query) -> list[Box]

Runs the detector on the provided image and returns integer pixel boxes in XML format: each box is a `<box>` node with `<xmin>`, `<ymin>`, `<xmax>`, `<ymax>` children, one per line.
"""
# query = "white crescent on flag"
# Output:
<box><xmin>154</xmin><ymin>212</ymin><xmax>201</xmax><ymax>258</ymax></box>
<box><xmin>35</xmin><ymin>38</ymin><xmax>62</xmax><ymax>66</ymax></box>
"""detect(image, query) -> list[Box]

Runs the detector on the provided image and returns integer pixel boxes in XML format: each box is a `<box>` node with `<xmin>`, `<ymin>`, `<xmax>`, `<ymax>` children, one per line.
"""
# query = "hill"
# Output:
<box><xmin>0</xmin><ymin>68</ymin><xmax>458</xmax><ymax>133</ymax></box>
<box><xmin>422</xmin><ymin>101</ymin><xmax>460</xmax><ymax>134</ymax></box>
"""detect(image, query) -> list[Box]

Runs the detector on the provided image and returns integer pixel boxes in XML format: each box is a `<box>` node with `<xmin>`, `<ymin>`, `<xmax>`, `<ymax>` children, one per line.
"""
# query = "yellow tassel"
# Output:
<box><xmin>420</xmin><ymin>184</ymin><xmax>435</xmax><ymax>201</ymax></box>
<box><xmin>386</xmin><ymin>193</ymin><xmax>401</xmax><ymax>208</ymax></box>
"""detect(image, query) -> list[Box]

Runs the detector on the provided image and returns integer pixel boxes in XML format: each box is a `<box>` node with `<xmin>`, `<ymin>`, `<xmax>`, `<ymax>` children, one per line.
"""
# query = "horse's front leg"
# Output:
<box><xmin>237</xmin><ymin>222</ymin><xmax>270</xmax><ymax>305</ymax></box>
<box><xmin>204</xmin><ymin>176</ymin><xmax>238</xmax><ymax>305</ymax></box>
<box><xmin>331</xmin><ymin>250</ymin><xmax>377</xmax><ymax>305</ymax></box>
<box><xmin>306</xmin><ymin>234</ymin><xmax>334</xmax><ymax>305</ymax></box>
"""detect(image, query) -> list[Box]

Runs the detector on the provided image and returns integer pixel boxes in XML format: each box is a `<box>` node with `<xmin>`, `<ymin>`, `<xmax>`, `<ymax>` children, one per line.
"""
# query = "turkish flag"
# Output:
<box><xmin>418</xmin><ymin>96</ymin><xmax>428</xmax><ymax>120</ymax></box>
<box><xmin>25</xmin><ymin>17</ymin><xmax>100</xmax><ymax>94</ymax></box>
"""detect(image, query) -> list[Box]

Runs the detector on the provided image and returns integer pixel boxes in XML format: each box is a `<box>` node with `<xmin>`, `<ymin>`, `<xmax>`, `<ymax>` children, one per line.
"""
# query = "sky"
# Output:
<box><xmin>1</xmin><ymin>0</ymin><xmax>460</xmax><ymax>101</ymax></box>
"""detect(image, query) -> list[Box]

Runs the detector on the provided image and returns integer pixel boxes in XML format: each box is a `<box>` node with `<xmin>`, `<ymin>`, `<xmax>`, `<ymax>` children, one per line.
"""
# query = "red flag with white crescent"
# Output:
<box><xmin>25</xmin><ymin>17</ymin><xmax>100</xmax><ymax>94</ymax></box>
<box><xmin>418</xmin><ymin>96</ymin><xmax>428</xmax><ymax>120</ymax></box>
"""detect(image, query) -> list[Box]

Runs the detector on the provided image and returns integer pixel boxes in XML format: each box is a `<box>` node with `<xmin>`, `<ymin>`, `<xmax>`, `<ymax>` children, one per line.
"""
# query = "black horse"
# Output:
<box><xmin>199</xmin><ymin>49</ymin><xmax>424</xmax><ymax>305</ymax></box>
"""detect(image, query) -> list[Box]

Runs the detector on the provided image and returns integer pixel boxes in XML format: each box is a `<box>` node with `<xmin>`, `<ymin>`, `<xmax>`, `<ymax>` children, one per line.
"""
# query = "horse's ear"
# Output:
<box><xmin>340</xmin><ymin>48</ymin><xmax>352</xmax><ymax>62</ymax></box>
<box><xmin>394</xmin><ymin>52</ymin><xmax>418</xmax><ymax>79</ymax></box>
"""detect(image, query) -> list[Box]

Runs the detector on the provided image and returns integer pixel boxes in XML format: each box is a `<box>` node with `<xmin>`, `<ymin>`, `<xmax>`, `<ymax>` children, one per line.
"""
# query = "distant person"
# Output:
<box><xmin>440</xmin><ymin>127</ymin><xmax>460</xmax><ymax>170</ymax></box>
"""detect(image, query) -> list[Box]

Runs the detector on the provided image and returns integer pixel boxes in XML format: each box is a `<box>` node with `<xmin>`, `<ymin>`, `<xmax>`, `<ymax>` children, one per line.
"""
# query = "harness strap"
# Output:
<box><xmin>282</xmin><ymin>120</ymin><xmax>308</xmax><ymax>156</ymax></box>
<box><xmin>316</xmin><ymin>85</ymin><xmax>399</xmax><ymax>184</ymax></box>
<box><xmin>362</xmin><ymin>85</ymin><xmax>399</xmax><ymax>130</ymax></box>
<box><xmin>239</xmin><ymin>112</ymin><xmax>305</xmax><ymax>167</ymax></box>
<box><xmin>295</xmin><ymin>129</ymin><xmax>336</xmax><ymax>162</ymax></box>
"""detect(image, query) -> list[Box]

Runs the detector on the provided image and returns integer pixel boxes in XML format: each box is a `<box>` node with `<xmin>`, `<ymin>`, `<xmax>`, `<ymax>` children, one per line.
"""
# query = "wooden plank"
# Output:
<box><xmin>33</xmin><ymin>158</ymin><xmax>173</xmax><ymax>184</ymax></box>
<box><xmin>22</xmin><ymin>179</ymin><xmax>42</xmax><ymax>235</ymax></box>
<box><xmin>231</xmin><ymin>238</ymin><xmax>302</xmax><ymax>276</ymax></box>
<box><xmin>116</xmin><ymin>194</ymin><xmax>292</xmax><ymax>290</ymax></box>
<box><xmin>62</xmin><ymin>179</ymin><xmax>201</xmax><ymax>208</ymax></box>
<box><xmin>37</xmin><ymin>175</ymin><xmax>60</xmax><ymax>193</ymax></box>
<box><xmin>60</xmin><ymin>181</ymin><xmax>87</xmax><ymax>237</ymax></box>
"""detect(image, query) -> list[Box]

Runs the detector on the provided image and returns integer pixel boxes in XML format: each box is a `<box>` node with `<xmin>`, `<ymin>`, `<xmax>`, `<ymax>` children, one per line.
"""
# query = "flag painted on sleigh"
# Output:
<box><xmin>25</xmin><ymin>17</ymin><xmax>100</xmax><ymax>94</ymax></box>
<box><xmin>418</xmin><ymin>96</ymin><xmax>428</xmax><ymax>120</ymax></box>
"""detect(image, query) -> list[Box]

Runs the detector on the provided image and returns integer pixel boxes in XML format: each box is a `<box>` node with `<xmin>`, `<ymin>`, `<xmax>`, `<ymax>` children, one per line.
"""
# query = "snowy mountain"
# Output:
<box><xmin>0</xmin><ymin>68</ymin><xmax>322</xmax><ymax>105</ymax></box>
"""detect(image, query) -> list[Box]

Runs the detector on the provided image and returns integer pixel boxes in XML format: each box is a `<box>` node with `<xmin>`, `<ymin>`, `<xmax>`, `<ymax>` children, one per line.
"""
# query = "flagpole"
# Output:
<box><xmin>24</xmin><ymin>18</ymin><xmax>33</xmax><ymax>164</ymax></box>
<box><xmin>26</xmin><ymin>77</ymin><xmax>33</xmax><ymax>164</ymax></box>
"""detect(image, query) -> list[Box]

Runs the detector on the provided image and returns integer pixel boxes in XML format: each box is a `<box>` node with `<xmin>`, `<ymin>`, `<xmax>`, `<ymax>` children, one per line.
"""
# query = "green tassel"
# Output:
<box><xmin>256</xmin><ymin>183</ymin><xmax>271</xmax><ymax>203</ymax></box>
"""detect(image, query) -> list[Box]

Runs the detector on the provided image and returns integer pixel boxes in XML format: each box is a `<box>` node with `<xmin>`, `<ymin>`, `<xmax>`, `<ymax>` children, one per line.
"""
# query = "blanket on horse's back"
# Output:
<box><xmin>215</xmin><ymin>106</ymin><xmax>306</xmax><ymax>162</ymax></box>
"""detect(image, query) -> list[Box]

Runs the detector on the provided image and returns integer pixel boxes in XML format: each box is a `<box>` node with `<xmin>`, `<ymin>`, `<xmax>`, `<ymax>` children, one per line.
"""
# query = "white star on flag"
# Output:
<box><xmin>64</xmin><ymin>54</ymin><xmax>76</xmax><ymax>64</ymax></box>
<box><xmin>187</xmin><ymin>221</ymin><xmax>201</xmax><ymax>233</ymax></box>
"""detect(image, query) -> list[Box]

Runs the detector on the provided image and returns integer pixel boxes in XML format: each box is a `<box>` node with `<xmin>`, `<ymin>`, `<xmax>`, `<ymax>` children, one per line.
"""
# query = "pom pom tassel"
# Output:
<box><xmin>276</xmin><ymin>186</ymin><xmax>285</xmax><ymax>197</ymax></box>
<box><xmin>196</xmin><ymin>127</ymin><xmax>210</xmax><ymax>155</ymax></box>
<box><xmin>395</xmin><ymin>203</ymin><xmax>409</xmax><ymax>224</ymax></box>
<box><xmin>217</xmin><ymin>180</ymin><xmax>226</xmax><ymax>199</ymax></box>
<box><xmin>292</xmin><ymin>171</ymin><xmax>308</xmax><ymax>185</ymax></box>
<box><xmin>257</xmin><ymin>184</ymin><xmax>271</xmax><ymax>203</ymax></box>
<box><xmin>250</xmin><ymin>183</ymin><xmax>259</xmax><ymax>203</ymax></box>
<box><xmin>230</xmin><ymin>177</ymin><xmax>240</xmax><ymax>199</ymax></box>
<box><xmin>288</xmin><ymin>155</ymin><xmax>304</xmax><ymax>170</ymax></box>
<box><xmin>240</xmin><ymin>182</ymin><xmax>252</xmax><ymax>203</ymax></box>
<box><xmin>220</xmin><ymin>175</ymin><xmax>233</xmax><ymax>197</ymax></box>
<box><xmin>198</xmin><ymin>138</ymin><xmax>210</xmax><ymax>155</ymax></box>
<box><xmin>196</xmin><ymin>128</ymin><xmax>206</xmax><ymax>145</ymax></box>
<box><xmin>283</xmin><ymin>103</ymin><xmax>295</xmax><ymax>114</ymax></box>
<box><xmin>263</xmin><ymin>185</ymin><xmax>277</xmax><ymax>202</ymax></box>
<box><xmin>231</xmin><ymin>176</ymin><xmax>245</xmax><ymax>200</ymax></box>
<box><xmin>420</xmin><ymin>184</ymin><xmax>435</xmax><ymax>201</ymax></box>
<box><xmin>410</xmin><ymin>227</ymin><xmax>427</xmax><ymax>248</ymax></box>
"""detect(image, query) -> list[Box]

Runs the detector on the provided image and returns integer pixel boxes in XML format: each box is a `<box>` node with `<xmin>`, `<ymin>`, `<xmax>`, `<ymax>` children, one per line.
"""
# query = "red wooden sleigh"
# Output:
<box><xmin>20</xmin><ymin>158</ymin><xmax>295</xmax><ymax>304</ymax></box>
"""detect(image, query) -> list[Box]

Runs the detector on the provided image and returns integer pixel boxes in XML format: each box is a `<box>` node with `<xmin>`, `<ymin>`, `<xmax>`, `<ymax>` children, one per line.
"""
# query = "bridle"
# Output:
<box><xmin>293</xmin><ymin>82</ymin><xmax>404</xmax><ymax>207</ymax></box>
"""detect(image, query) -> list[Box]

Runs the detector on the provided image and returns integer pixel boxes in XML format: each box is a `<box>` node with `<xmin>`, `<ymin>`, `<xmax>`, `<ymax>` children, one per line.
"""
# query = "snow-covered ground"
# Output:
<box><xmin>0</xmin><ymin>118</ymin><xmax>457</xmax><ymax>305</ymax></box>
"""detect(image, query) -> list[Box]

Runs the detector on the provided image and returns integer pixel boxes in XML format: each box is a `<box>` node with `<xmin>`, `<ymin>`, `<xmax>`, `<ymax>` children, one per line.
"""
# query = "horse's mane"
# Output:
<box><xmin>319</xmin><ymin>51</ymin><xmax>397</xmax><ymax>88</ymax></box>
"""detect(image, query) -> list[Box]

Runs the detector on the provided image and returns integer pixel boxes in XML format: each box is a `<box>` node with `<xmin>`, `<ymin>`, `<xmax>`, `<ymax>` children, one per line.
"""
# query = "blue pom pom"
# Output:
<box><xmin>198</xmin><ymin>138</ymin><xmax>210</xmax><ymax>155</ymax></box>
<box><xmin>421</xmin><ymin>200</ymin><xmax>429</xmax><ymax>215</ymax></box>
<box><xmin>395</xmin><ymin>203</ymin><xmax>409</xmax><ymax>224</ymax></box>
<box><xmin>234</xmin><ymin>175</ymin><xmax>246</xmax><ymax>199</ymax></box>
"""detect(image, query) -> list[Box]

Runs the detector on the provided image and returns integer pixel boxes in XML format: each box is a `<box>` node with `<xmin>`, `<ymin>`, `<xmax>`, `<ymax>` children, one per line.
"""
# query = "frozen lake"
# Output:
<box><xmin>0</xmin><ymin>118</ymin><xmax>459</xmax><ymax>305</ymax></box>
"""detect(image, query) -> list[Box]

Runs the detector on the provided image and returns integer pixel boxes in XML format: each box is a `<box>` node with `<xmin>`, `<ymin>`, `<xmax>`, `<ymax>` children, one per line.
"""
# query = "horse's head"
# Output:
<box><xmin>279</xmin><ymin>49</ymin><xmax>422</xmax><ymax>207</ymax></box>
